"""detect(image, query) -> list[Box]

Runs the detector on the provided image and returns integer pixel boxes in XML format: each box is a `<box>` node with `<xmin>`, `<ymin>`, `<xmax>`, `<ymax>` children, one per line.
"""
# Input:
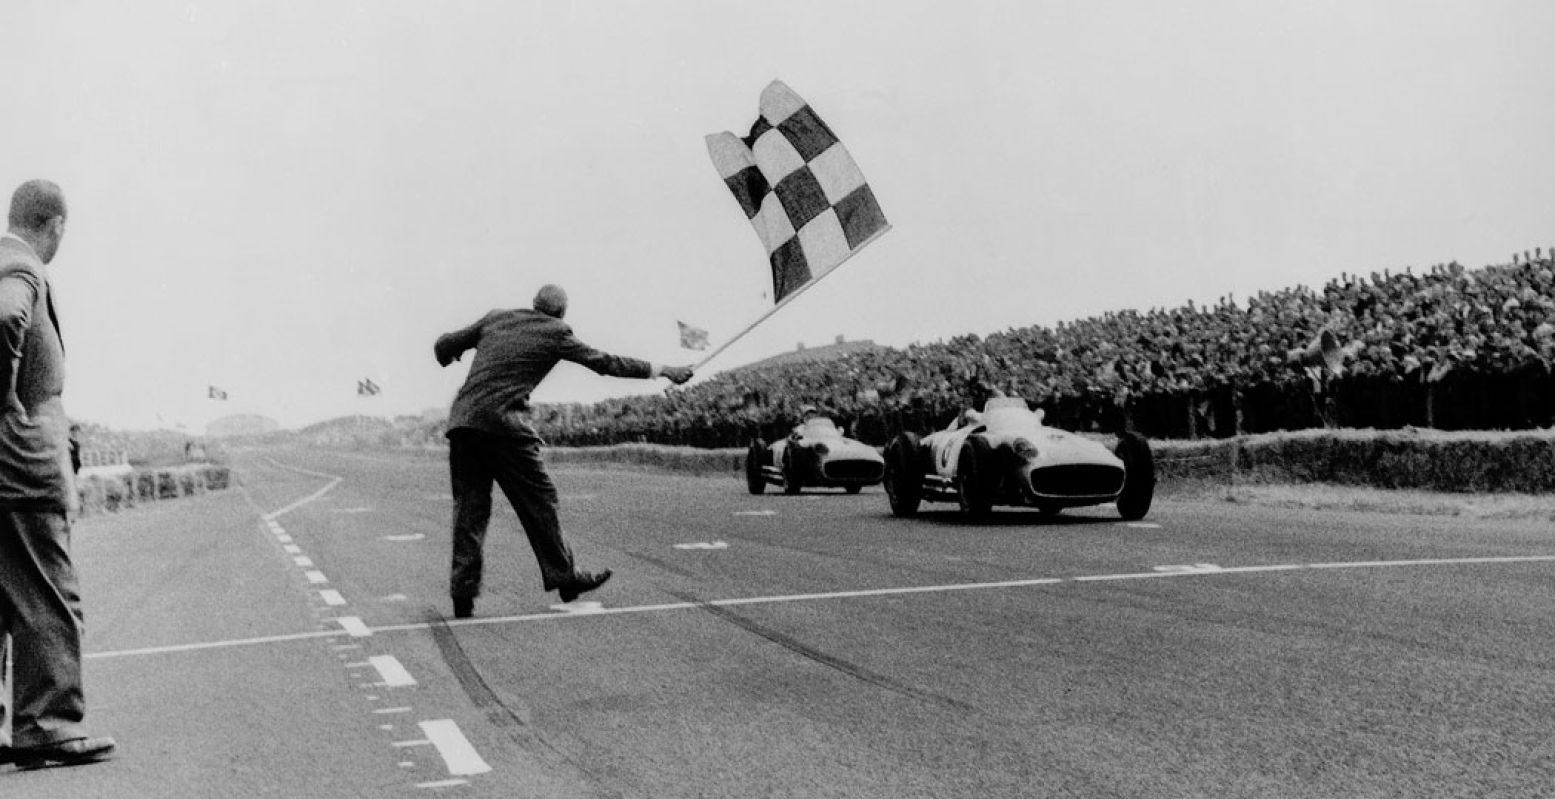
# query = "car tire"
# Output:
<box><xmin>745</xmin><ymin>439</ymin><xmax>767</xmax><ymax>495</ymax></box>
<box><xmin>956</xmin><ymin>435</ymin><xmax>995</xmax><ymax>519</ymax></box>
<box><xmin>1037</xmin><ymin>503</ymin><xmax>1062</xmax><ymax>518</ymax></box>
<box><xmin>883</xmin><ymin>433</ymin><xmax>923</xmax><ymax>517</ymax></box>
<box><xmin>845</xmin><ymin>484</ymin><xmax>863</xmax><ymax>495</ymax></box>
<box><xmin>1114</xmin><ymin>432</ymin><xmax>1156</xmax><ymax>521</ymax></box>
<box><xmin>782</xmin><ymin>447</ymin><xmax>803</xmax><ymax>495</ymax></box>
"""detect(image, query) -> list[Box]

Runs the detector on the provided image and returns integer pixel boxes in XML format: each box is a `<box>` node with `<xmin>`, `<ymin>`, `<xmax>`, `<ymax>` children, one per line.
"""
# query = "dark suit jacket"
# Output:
<box><xmin>437</xmin><ymin>308</ymin><xmax>653</xmax><ymax>437</ymax></box>
<box><xmin>0</xmin><ymin>235</ymin><xmax>73</xmax><ymax>509</ymax></box>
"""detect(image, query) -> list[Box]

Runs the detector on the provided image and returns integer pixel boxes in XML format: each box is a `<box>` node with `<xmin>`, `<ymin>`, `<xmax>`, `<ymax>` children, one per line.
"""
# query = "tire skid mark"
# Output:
<box><xmin>424</xmin><ymin>615</ymin><xmax>638</xmax><ymax>798</ymax></box>
<box><xmin>662</xmin><ymin>588</ymin><xmax>978</xmax><ymax>713</ymax></box>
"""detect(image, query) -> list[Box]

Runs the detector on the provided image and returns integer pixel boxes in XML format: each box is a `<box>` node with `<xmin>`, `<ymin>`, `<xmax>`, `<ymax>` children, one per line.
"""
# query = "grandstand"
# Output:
<box><xmin>521</xmin><ymin>248</ymin><xmax>1555</xmax><ymax>448</ymax></box>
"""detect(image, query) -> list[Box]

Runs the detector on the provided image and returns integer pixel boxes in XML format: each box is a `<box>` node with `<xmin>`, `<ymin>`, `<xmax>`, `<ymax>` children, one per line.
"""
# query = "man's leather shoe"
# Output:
<box><xmin>453</xmin><ymin>597</ymin><xmax>474</xmax><ymax>619</ymax></box>
<box><xmin>557</xmin><ymin>569</ymin><xmax>611</xmax><ymax>602</ymax></box>
<box><xmin>8</xmin><ymin>736</ymin><xmax>116</xmax><ymax>769</ymax></box>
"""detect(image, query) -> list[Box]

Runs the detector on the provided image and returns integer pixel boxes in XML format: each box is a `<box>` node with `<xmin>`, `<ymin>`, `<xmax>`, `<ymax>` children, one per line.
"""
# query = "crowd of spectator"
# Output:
<box><xmin>520</xmin><ymin>247</ymin><xmax>1555</xmax><ymax>447</ymax></box>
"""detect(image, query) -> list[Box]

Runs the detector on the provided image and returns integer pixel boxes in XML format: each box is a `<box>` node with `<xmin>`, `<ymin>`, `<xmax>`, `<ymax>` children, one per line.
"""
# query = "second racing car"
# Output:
<box><xmin>746</xmin><ymin>415</ymin><xmax>885</xmax><ymax>495</ymax></box>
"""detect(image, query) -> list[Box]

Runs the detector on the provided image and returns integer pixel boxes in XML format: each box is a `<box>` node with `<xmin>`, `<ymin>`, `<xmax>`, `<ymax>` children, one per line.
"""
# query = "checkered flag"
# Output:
<box><xmin>707</xmin><ymin>81</ymin><xmax>889</xmax><ymax>303</ymax></box>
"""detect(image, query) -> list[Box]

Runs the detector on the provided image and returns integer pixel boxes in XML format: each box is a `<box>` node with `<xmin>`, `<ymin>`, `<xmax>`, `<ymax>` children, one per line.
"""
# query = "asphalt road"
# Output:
<box><xmin>8</xmin><ymin>445</ymin><xmax>1553</xmax><ymax>798</ymax></box>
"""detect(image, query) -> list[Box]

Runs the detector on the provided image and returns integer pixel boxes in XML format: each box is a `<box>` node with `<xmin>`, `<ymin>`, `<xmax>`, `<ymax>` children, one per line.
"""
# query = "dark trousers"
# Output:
<box><xmin>0</xmin><ymin>508</ymin><xmax>87</xmax><ymax>748</ymax></box>
<box><xmin>448</xmin><ymin>428</ymin><xmax>575</xmax><ymax>599</ymax></box>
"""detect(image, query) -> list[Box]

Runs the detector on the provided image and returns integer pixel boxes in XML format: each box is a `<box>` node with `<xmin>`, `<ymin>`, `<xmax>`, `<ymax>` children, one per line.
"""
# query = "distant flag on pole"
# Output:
<box><xmin>357</xmin><ymin>378</ymin><xmax>381</xmax><ymax>397</ymax></box>
<box><xmin>677</xmin><ymin>321</ymin><xmax>711</xmax><ymax>351</ymax></box>
<box><xmin>207</xmin><ymin>385</ymin><xmax>228</xmax><ymax>400</ymax></box>
<box><xmin>706</xmin><ymin>80</ymin><xmax>889</xmax><ymax>303</ymax></box>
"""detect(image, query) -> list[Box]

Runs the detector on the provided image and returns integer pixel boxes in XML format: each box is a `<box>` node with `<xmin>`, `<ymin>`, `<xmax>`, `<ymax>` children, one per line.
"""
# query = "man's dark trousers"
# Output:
<box><xmin>448</xmin><ymin>426</ymin><xmax>576</xmax><ymax>601</ymax></box>
<box><xmin>0</xmin><ymin>507</ymin><xmax>87</xmax><ymax>748</ymax></box>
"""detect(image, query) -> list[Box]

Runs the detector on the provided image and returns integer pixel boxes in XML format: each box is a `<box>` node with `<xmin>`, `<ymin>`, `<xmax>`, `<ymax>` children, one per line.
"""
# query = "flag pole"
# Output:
<box><xmin>692</xmin><ymin>225</ymin><xmax>890</xmax><ymax>371</ymax></box>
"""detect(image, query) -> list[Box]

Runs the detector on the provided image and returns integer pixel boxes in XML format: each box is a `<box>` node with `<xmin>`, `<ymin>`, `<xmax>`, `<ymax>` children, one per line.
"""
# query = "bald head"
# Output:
<box><xmin>533</xmin><ymin>284</ymin><xmax>568</xmax><ymax>318</ymax></box>
<box><xmin>9</xmin><ymin>180</ymin><xmax>66</xmax><ymax>232</ymax></box>
<box><xmin>8</xmin><ymin>180</ymin><xmax>68</xmax><ymax>263</ymax></box>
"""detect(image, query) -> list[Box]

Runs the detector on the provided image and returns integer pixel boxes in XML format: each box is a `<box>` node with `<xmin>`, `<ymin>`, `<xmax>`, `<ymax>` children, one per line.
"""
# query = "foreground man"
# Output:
<box><xmin>0</xmin><ymin>180</ymin><xmax>115</xmax><ymax>769</ymax></box>
<box><xmin>435</xmin><ymin>284</ymin><xmax>693</xmax><ymax>618</ymax></box>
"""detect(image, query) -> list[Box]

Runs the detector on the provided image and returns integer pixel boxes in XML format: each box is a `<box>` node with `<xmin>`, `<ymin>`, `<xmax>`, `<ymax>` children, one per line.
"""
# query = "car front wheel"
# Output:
<box><xmin>884</xmin><ymin>433</ymin><xmax>923</xmax><ymax>517</ymax></box>
<box><xmin>1114</xmin><ymin>432</ymin><xmax>1156</xmax><ymax>521</ymax></box>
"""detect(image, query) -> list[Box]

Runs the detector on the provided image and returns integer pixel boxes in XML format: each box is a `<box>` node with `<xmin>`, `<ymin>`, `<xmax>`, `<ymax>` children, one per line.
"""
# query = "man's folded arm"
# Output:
<box><xmin>0</xmin><ymin>267</ymin><xmax>38</xmax><ymax>412</ymax></box>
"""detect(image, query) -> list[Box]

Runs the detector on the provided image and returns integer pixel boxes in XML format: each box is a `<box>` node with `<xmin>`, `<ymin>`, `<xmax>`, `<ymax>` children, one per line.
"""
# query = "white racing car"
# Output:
<box><xmin>883</xmin><ymin>397</ymin><xmax>1154</xmax><ymax>520</ymax></box>
<box><xmin>746</xmin><ymin>416</ymin><xmax>885</xmax><ymax>495</ymax></box>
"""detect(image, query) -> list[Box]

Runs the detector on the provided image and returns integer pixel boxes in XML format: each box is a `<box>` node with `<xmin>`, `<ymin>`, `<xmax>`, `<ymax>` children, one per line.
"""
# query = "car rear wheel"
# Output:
<box><xmin>781</xmin><ymin>448</ymin><xmax>803</xmax><ymax>495</ymax></box>
<box><xmin>845</xmin><ymin>484</ymin><xmax>863</xmax><ymax>494</ymax></box>
<box><xmin>883</xmin><ymin>433</ymin><xmax>923</xmax><ymax>517</ymax></box>
<box><xmin>956</xmin><ymin>435</ymin><xmax>995</xmax><ymax>519</ymax></box>
<box><xmin>745</xmin><ymin>439</ymin><xmax>767</xmax><ymax>495</ymax></box>
<box><xmin>1114</xmin><ymin>432</ymin><xmax>1156</xmax><ymax>521</ymax></box>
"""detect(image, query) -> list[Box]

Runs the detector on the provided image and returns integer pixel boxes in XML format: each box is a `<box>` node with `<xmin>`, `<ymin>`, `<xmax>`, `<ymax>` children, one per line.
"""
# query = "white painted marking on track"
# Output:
<box><xmin>334</xmin><ymin>507</ymin><xmax>371</xmax><ymax>514</ymax></box>
<box><xmin>734</xmin><ymin>510</ymin><xmax>777</xmax><ymax>516</ymax></box>
<box><xmin>394</xmin><ymin>738</ymin><xmax>431</xmax><ymax>748</ymax></box>
<box><xmin>369</xmin><ymin>655</ymin><xmax>417</xmax><ymax>687</ymax></box>
<box><xmin>305</xmin><ymin>570</ymin><xmax>328</xmax><ymax>584</ymax></box>
<box><xmin>381</xmin><ymin>534</ymin><xmax>426</xmax><ymax>542</ymax></box>
<box><xmin>418</xmin><ymin>719</ymin><xmax>491</xmax><ymax>776</ymax></box>
<box><xmin>1153</xmin><ymin>563</ymin><xmax>1223</xmax><ymax>574</ymax></box>
<box><xmin>260</xmin><ymin>459</ymin><xmax>344</xmax><ymax>520</ymax></box>
<box><xmin>375</xmin><ymin>706</ymin><xmax>412</xmax><ymax>714</ymax></box>
<box><xmin>276</xmin><ymin>534</ymin><xmax>293</xmax><ymax>544</ymax></box>
<box><xmin>674</xmin><ymin>541</ymin><xmax>729</xmax><ymax>550</ymax></box>
<box><xmin>83</xmin><ymin>555</ymin><xmax>1555</xmax><ymax>661</ymax></box>
<box><xmin>1125</xmin><ymin>522</ymin><xmax>1162</xmax><ymax>529</ymax></box>
<box><xmin>416</xmin><ymin>779</ymin><xmax>470</xmax><ymax>789</ymax></box>
<box><xmin>320</xmin><ymin>589</ymin><xmax>346</xmax><ymax>606</ymax></box>
<box><xmin>549</xmin><ymin>600</ymin><xmax>605</xmax><ymax>613</ymax></box>
<box><xmin>337</xmin><ymin>616</ymin><xmax>372</xmax><ymax>637</ymax></box>
<box><xmin>283</xmin><ymin>544</ymin><xmax>302</xmax><ymax>554</ymax></box>
<box><xmin>294</xmin><ymin>556</ymin><xmax>314</xmax><ymax>568</ymax></box>
<box><xmin>379</xmin><ymin>594</ymin><xmax>409</xmax><ymax>602</ymax></box>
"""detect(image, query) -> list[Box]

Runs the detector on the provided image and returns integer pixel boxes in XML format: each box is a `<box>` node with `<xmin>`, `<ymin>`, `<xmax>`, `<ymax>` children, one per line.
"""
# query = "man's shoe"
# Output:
<box><xmin>557</xmin><ymin>569</ymin><xmax>612</xmax><ymax>603</ymax></box>
<box><xmin>8</xmin><ymin>736</ymin><xmax>117</xmax><ymax>770</ymax></box>
<box><xmin>453</xmin><ymin>597</ymin><xmax>474</xmax><ymax>619</ymax></box>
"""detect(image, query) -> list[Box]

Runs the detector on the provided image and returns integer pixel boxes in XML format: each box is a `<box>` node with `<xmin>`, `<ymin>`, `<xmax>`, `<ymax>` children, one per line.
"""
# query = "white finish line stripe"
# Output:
<box><xmin>85</xmin><ymin>554</ymin><xmax>1555</xmax><ymax>660</ymax></box>
<box><xmin>419</xmin><ymin>719</ymin><xmax>490</xmax><ymax>776</ymax></box>
<box><xmin>370</xmin><ymin>655</ymin><xmax>417</xmax><ymax>687</ymax></box>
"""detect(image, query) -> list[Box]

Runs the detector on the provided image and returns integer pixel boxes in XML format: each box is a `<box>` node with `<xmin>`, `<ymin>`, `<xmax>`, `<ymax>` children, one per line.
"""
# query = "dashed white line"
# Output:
<box><xmin>369</xmin><ymin>655</ymin><xmax>417</xmax><ymax>687</ymax></box>
<box><xmin>381</xmin><ymin>534</ymin><xmax>426</xmax><ymax>542</ymax></box>
<box><xmin>374</xmin><ymin>706</ymin><xmax>413</xmax><ymax>715</ymax></box>
<box><xmin>320</xmin><ymin>589</ymin><xmax>347</xmax><ymax>607</ymax></box>
<box><xmin>305</xmin><ymin>570</ymin><xmax>329</xmax><ymax>584</ymax></box>
<box><xmin>337</xmin><ymin>616</ymin><xmax>372</xmax><ymax>637</ymax></box>
<box><xmin>283</xmin><ymin>544</ymin><xmax>302</xmax><ymax>555</ymax></box>
<box><xmin>416</xmin><ymin>779</ymin><xmax>469</xmax><ymax>789</ymax></box>
<box><xmin>294</xmin><ymin>556</ymin><xmax>315</xmax><ymax>568</ymax></box>
<box><xmin>419</xmin><ymin>719</ymin><xmax>491</xmax><ymax>776</ymax></box>
<box><xmin>277</xmin><ymin>534</ymin><xmax>293</xmax><ymax>544</ymax></box>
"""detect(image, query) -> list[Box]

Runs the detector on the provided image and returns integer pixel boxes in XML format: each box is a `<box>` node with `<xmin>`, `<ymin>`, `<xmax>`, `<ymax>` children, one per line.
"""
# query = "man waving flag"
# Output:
<box><xmin>706</xmin><ymin>81</ymin><xmax>889</xmax><ymax>303</ymax></box>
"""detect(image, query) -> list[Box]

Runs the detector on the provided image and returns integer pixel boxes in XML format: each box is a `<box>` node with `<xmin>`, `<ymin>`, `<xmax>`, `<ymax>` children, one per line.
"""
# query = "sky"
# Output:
<box><xmin>1</xmin><ymin>1</ymin><xmax>1552</xmax><ymax>431</ymax></box>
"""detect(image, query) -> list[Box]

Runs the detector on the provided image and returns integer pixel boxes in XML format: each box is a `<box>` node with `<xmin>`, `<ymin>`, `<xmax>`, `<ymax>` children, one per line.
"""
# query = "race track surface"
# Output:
<box><xmin>12</xmin><ymin>445</ymin><xmax>1554</xmax><ymax>798</ymax></box>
